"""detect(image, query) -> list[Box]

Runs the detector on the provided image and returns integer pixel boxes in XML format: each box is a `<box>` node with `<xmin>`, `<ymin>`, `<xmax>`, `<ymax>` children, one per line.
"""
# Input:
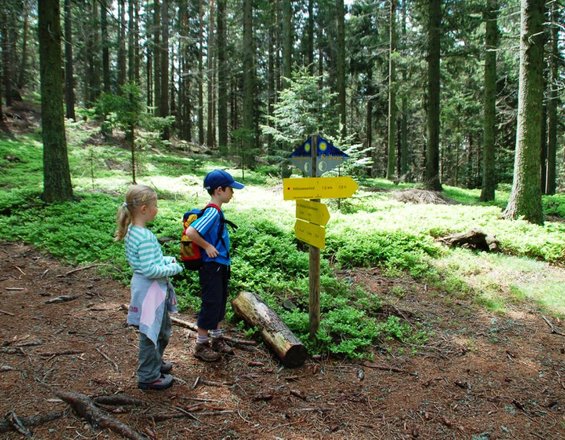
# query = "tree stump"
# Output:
<box><xmin>232</xmin><ymin>291</ymin><xmax>308</xmax><ymax>367</ymax></box>
<box><xmin>438</xmin><ymin>229</ymin><xmax>499</xmax><ymax>252</ymax></box>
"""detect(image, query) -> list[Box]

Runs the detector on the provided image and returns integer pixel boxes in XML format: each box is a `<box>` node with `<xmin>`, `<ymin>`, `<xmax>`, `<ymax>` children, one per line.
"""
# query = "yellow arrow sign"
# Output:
<box><xmin>296</xmin><ymin>200</ymin><xmax>330</xmax><ymax>226</ymax></box>
<box><xmin>294</xmin><ymin>219</ymin><xmax>326</xmax><ymax>249</ymax></box>
<box><xmin>283</xmin><ymin>176</ymin><xmax>358</xmax><ymax>200</ymax></box>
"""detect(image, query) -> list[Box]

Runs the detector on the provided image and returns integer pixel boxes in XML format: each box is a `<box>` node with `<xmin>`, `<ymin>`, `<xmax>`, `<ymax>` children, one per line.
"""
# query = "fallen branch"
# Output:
<box><xmin>170</xmin><ymin>315</ymin><xmax>257</xmax><ymax>346</ymax></box>
<box><xmin>541</xmin><ymin>315</ymin><xmax>565</xmax><ymax>336</ymax></box>
<box><xmin>120</xmin><ymin>304</ymin><xmax>256</xmax><ymax>346</ymax></box>
<box><xmin>39</xmin><ymin>350</ymin><xmax>84</xmax><ymax>357</ymax></box>
<box><xmin>0</xmin><ymin>411</ymin><xmax>63</xmax><ymax>434</ymax></box>
<box><xmin>5</xmin><ymin>287</ymin><xmax>25</xmax><ymax>291</ymax></box>
<box><xmin>96</xmin><ymin>346</ymin><xmax>119</xmax><ymax>372</ymax></box>
<box><xmin>93</xmin><ymin>394</ymin><xmax>147</xmax><ymax>407</ymax></box>
<box><xmin>6</xmin><ymin>411</ymin><xmax>32</xmax><ymax>437</ymax></box>
<box><xmin>45</xmin><ymin>295</ymin><xmax>79</xmax><ymax>304</ymax></box>
<box><xmin>57</xmin><ymin>391</ymin><xmax>147</xmax><ymax>440</ymax></box>
<box><xmin>0</xmin><ymin>309</ymin><xmax>15</xmax><ymax>316</ymax></box>
<box><xmin>362</xmin><ymin>361</ymin><xmax>409</xmax><ymax>374</ymax></box>
<box><xmin>59</xmin><ymin>264</ymin><xmax>100</xmax><ymax>277</ymax></box>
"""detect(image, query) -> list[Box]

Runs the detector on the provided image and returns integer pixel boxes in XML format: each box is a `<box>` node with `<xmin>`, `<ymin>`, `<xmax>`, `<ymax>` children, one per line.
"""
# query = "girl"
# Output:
<box><xmin>115</xmin><ymin>185</ymin><xmax>183</xmax><ymax>390</ymax></box>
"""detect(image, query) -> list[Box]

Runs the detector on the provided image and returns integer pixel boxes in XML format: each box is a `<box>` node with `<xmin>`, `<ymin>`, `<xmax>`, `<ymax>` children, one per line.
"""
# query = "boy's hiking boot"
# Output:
<box><xmin>194</xmin><ymin>343</ymin><xmax>221</xmax><ymax>362</ymax></box>
<box><xmin>138</xmin><ymin>373</ymin><xmax>173</xmax><ymax>391</ymax></box>
<box><xmin>211</xmin><ymin>337</ymin><xmax>234</xmax><ymax>355</ymax></box>
<box><xmin>160</xmin><ymin>360</ymin><xmax>173</xmax><ymax>374</ymax></box>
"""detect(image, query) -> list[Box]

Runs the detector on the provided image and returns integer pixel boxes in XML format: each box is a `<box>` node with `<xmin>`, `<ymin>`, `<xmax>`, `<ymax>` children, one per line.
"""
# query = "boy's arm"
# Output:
<box><xmin>185</xmin><ymin>226</ymin><xmax>219</xmax><ymax>258</ymax></box>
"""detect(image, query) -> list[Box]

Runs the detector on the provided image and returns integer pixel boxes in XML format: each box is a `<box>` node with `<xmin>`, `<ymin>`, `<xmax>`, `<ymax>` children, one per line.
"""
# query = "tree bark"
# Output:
<box><xmin>64</xmin><ymin>0</ymin><xmax>76</xmax><ymax>120</ymax></box>
<box><xmin>38</xmin><ymin>0</ymin><xmax>74</xmax><ymax>202</ymax></box>
<box><xmin>282</xmin><ymin>0</ymin><xmax>292</xmax><ymax>85</ymax></box>
<box><xmin>336</xmin><ymin>0</ymin><xmax>346</xmax><ymax>136</ymax></box>
<box><xmin>424</xmin><ymin>0</ymin><xmax>442</xmax><ymax>191</ymax></box>
<box><xmin>232</xmin><ymin>291</ymin><xmax>308</xmax><ymax>367</ymax></box>
<box><xmin>387</xmin><ymin>0</ymin><xmax>398</xmax><ymax>181</ymax></box>
<box><xmin>117</xmin><ymin>0</ymin><xmax>127</xmax><ymax>88</ymax></box>
<box><xmin>217</xmin><ymin>0</ymin><xmax>228</xmax><ymax>153</ymax></box>
<box><xmin>503</xmin><ymin>0</ymin><xmax>544</xmax><ymax>224</ymax></box>
<box><xmin>545</xmin><ymin>0</ymin><xmax>559</xmax><ymax>195</ymax></box>
<box><xmin>480</xmin><ymin>0</ymin><xmax>498</xmax><ymax>201</ymax></box>
<box><xmin>101</xmin><ymin>0</ymin><xmax>111</xmax><ymax>93</ymax></box>
<box><xmin>160</xmin><ymin>0</ymin><xmax>170</xmax><ymax>139</ymax></box>
<box><xmin>206</xmin><ymin>0</ymin><xmax>216</xmax><ymax>148</ymax></box>
<box><xmin>197</xmin><ymin>0</ymin><xmax>204</xmax><ymax>144</ymax></box>
<box><xmin>242</xmin><ymin>0</ymin><xmax>255</xmax><ymax>163</ymax></box>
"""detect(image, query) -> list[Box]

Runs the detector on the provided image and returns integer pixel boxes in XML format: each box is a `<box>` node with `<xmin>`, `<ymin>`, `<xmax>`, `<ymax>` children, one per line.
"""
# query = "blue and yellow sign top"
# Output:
<box><xmin>290</xmin><ymin>136</ymin><xmax>349</xmax><ymax>176</ymax></box>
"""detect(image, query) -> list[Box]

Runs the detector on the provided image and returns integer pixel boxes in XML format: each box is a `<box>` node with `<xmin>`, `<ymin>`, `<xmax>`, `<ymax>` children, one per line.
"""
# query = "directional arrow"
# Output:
<box><xmin>283</xmin><ymin>176</ymin><xmax>358</xmax><ymax>200</ymax></box>
<box><xmin>296</xmin><ymin>200</ymin><xmax>330</xmax><ymax>226</ymax></box>
<box><xmin>294</xmin><ymin>219</ymin><xmax>325</xmax><ymax>249</ymax></box>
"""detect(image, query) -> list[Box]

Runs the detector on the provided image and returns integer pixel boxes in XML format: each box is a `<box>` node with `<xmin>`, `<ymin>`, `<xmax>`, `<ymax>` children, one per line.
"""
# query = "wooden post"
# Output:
<box><xmin>309</xmin><ymin>134</ymin><xmax>321</xmax><ymax>338</ymax></box>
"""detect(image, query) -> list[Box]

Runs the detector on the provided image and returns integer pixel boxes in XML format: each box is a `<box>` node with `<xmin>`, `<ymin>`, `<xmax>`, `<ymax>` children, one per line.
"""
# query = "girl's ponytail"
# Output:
<box><xmin>115</xmin><ymin>203</ymin><xmax>131</xmax><ymax>241</ymax></box>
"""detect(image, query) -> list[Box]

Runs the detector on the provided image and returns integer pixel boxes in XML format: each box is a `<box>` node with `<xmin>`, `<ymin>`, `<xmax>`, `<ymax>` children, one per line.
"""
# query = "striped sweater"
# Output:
<box><xmin>125</xmin><ymin>225</ymin><xmax>183</xmax><ymax>278</ymax></box>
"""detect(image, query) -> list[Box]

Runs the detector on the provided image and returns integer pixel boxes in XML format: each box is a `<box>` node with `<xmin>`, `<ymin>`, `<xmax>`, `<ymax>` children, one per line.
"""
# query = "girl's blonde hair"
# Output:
<box><xmin>115</xmin><ymin>184</ymin><xmax>157</xmax><ymax>241</ymax></box>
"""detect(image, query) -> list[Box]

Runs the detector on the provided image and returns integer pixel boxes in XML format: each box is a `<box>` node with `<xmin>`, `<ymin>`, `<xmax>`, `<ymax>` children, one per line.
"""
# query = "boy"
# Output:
<box><xmin>185</xmin><ymin>169</ymin><xmax>244</xmax><ymax>362</ymax></box>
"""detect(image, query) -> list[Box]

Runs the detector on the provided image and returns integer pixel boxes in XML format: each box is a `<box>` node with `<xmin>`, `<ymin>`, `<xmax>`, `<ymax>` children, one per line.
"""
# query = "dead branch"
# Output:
<box><xmin>120</xmin><ymin>304</ymin><xmax>256</xmax><ymax>346</ymax></box>
<box><xmin>541</xmin><ymin>315</ymin><xmax>565</xmax><ymax>336</ymax></box>
<box><xmin>0</xmin><ymin>411</ymin><xmax>63</xmax><ymax>434</ymax></box>
<box><xmin>96</xmin><ymin>346</ymin><xmax>119</xmax><ymax>372</ymax></box>
<box><xmin>57</xmin><ymin>391</ymin><xmax>147</xmax><ymax>440</ymax></box>
<box><xmin>0</xmin><ymin>309</ymin><xmax>15</xmax><ymax>316</ymax></box>
<box><xmin>39</xmin><ymin>350</ymin><xmax>84</xmax><ymax>357</ymax></box>
<box><xmin>5</xmin><ymin>411</ymin><xmax>32</xmax><ymax>437</ymax></box>
<box><xmin>362</xmin><ymin>361</ymin><xmax>409</xmax><ymax>374</ymax></box>
<box><xmin>5</xmin><ymin>287</ymin><xmax>25</xmax><ymax>291</ymax></box>
<box><xmin>59</xmin><ymin>264</ymin><xmax>100</xmax><ymax>277</ymax></box>
<box><xmin>45</xmin><ymin>295</ymin><xmax>79</xmax><ymax>304</ymax></box>
<box><xmin>171</xmin><ymin>315</ymin><xmax>257</xmax><ymax>346</ymax></box>
<box><xmin>93</xmin><ymin>395</ymin><xmax>147</xmax><ymax>407</ymax></box>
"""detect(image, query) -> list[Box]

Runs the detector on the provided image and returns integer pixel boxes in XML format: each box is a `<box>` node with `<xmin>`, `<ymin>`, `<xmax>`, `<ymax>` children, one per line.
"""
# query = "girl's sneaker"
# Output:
<box><xmin>161</xmin><ymin>360</ymin><xmax>173</xmax><ymax>374</ymax></box>
<box><xmin>138</xmin><ymin>374</ymin><xmax>173</xmax><ymax>390</ymax></box>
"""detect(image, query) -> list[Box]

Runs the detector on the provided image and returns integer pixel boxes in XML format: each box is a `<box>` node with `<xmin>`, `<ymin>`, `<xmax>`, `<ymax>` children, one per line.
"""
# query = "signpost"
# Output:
<box><xmin>286</xmin><ymin>134</ymin><xmax>358</xmax><ymax>338</ymax></box>
<box><xmin>283</xmin><ymin>176</ymin><xmax>359</xmax><ymax>200</ymax></box>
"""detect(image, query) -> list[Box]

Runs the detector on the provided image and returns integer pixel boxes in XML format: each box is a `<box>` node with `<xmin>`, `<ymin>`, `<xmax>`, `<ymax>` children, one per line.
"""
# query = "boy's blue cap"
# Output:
<box><xmin>204</xmin><ymin>169</ymin><xmax>245</xmax><ymax>190</ymax></box>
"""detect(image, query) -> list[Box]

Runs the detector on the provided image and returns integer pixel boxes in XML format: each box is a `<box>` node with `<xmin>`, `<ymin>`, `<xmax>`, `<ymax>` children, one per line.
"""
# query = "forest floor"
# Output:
<box><xmin>1</xmin><ymin>242</ymin><xmax>564</xmax><ymax>440</ymax></box>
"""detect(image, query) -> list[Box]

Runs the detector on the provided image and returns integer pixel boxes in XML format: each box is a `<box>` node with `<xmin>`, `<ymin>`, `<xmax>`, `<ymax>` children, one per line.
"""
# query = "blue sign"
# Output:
<box><xmin>290</xmin><ymin>136</ymin><xmax>349</xmax><ymax>177</ymax></box>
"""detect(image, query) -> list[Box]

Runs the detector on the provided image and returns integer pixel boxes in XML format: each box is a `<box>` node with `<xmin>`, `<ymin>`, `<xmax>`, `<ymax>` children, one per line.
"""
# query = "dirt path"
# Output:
<box><xmin>0</xmin><ymin>242</ymin><xmax>563</xmax><ymax>439</ymax></box>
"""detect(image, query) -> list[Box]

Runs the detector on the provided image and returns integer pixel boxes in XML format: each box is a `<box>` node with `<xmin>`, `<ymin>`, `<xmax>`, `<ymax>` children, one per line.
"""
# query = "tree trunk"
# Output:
<box><xmin>197</xmin><ymin>0</ymin><xmax>204</xmax><ymax>144</ymax></box>
<box><xmin>217</xmin><ymin>0</ymin><xmax>228</xmax><ymax>154</ymax></box>
<box><xmin>387</xmin><ymin>0</ymin><xmax>397</xmax><ymax>181</ymax></box>
<box><xmin>399</xmin><ymin>0</ymin><xmax>408</xmax><ymax>180</ymax></box>
<box><xmin>17</xmin><ymin>4</ymin><xmax>30</xmax><ymax>90</ymax></box>
<box><xmin>424</xmin><ymin>0</ymin><xmax>442</xmax><ymax>191</ymax></box>
<box><xmin>336</xmin><ymin>0</ymin><xmax>346</xmax><ymax>136</ymax></box>
<box><xmin>282</xmin><ymin>0</ymin><xmax>292</xmax><ymax>86</ymax></box>
<box><xmin>38</xmin><ymin>0</ymin><xmax>74</xmax><ymax>203</ymax></box>
<box><xmin>545</xmin><ymin>0</ymin><xmax>558</xmax><ymax>195</ymax></box>
<box><xmin>503</xmin><ymin>0</ymin><xmax>544</xmax><ymax>224</ymax></box>
<box><xmin>1</xmin><ymin>8</ymin><xmax>13</xmax><ymax>107</ymax></box>
<box><xmin>242</xmin><ymin>0</ymin><xmax>255</xmax><ymax>164</ymax></box>
<box><xmin>160</xmin><ymin>0</ymin><xmax>170</xmax><ymax>139</ymax></box>
<box><xmin>145</xmin><ymin>0</ymin><xmax>152</xmax><ymax>107</ymax></box>
<box><xmin>64</xmin><ymin>0</ymin><xmax>76</xmax><ymax>121</ymax></box>
<box><xmin>306</xmin><ymin>0</ymin><xmax>314</xmax><ymax>73</ymax></box>
<box><xmin>232</xmin><ymin>291</ymin><xmax>307</xmax><ymax>368</ymax></box>
<box><xmin>128</xmin><ymin>0</ymin><xmax>136</xmax><ymax>82</ymax></box>
<box><xmin>101</xmin><ymin>0</ymin><xmax>111</xmax><ymax>93</ymax></box>
<box><xmin>480</xmin><ymin>0</ymin><xmax>498</xmax><ymax>201</ymax></box>
<box><xmin>117</xmin><ymin>0</ymin><xmax>127</xmax><ymax>88</ymax></box>
<box><xmin>206</xmin><ymin>0</ymin><xmax>216</xmax><ymax>148</ymax></box>
<box><xmin>153</xmin><ymin>0</ymin><xmax>161</xmax><ymax>113</ymax></box>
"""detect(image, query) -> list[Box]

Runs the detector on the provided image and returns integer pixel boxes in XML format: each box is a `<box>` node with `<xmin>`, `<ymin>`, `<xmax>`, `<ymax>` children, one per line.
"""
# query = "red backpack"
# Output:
<box><xmin>180</xmin><ymin>204</ymin><xmax>236</xmax><ymax>270</ymax></box>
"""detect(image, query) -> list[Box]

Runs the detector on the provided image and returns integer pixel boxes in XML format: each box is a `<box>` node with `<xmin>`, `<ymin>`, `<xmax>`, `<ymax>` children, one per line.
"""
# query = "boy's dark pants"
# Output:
<box><xmin>197</xmin><ymin>262</ymin><xmax>230</xmax><ymax>330</ymax></box>
<box><xmin>137</xmin><ymin>307</ymin><xmax>171</xmax><ymax>383</ymax></box>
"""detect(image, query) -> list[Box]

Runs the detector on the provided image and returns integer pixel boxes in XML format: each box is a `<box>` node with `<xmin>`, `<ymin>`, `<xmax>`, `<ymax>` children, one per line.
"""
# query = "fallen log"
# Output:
<box><xmin>232</xmin><ymin>291</ymin><xmax>308</xmax><ymax>367</ymax></box>
<box><xmin>438</xmin><ymin>229</ymin><xmax>499</xmax><ymax>252</ymax></box>
<box><xmin>56</xmin><ymin>391</ymin><xmax>147</xmax><ymax>440</ymax></box>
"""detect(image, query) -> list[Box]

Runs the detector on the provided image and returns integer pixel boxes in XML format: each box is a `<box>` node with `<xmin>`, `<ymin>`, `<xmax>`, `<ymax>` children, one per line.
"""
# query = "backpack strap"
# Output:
<box><xmin>201</xmin><ymin>204</ymin><xmax>238</xmax><ymax>255</ymax></box>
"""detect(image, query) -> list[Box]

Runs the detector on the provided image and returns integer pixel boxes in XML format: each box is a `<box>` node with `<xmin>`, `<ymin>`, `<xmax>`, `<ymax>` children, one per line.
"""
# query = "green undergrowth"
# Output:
<box><xmin>1</xmin><ymin>128</ymin><xmax>565</xmax><ymax>359</ymax></box>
